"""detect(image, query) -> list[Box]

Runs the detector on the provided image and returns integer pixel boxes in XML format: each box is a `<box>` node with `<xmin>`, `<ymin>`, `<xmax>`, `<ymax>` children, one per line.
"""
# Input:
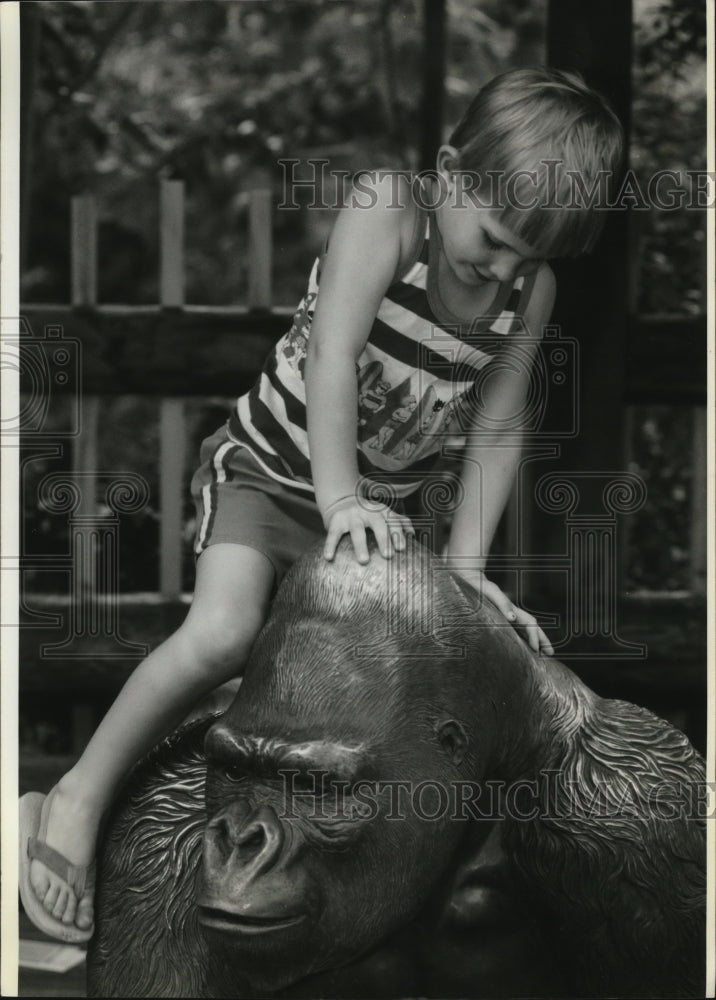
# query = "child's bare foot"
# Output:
<box><xmin>28</xmin><ymin>779</ymin><xmax>102</xmax><ymax>931</ymax></box>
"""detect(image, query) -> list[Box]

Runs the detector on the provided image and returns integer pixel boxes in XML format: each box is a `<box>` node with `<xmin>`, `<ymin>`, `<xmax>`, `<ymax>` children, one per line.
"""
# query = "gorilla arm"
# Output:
<box><xmin>499</xmin><ymin>659</ymin><xmax>706</xmax><ymax>999</ymax></box>
<box><xmin>428</xmin><ymin>577</ymin><xmax>706</xmax><ymax>999</ymax></box>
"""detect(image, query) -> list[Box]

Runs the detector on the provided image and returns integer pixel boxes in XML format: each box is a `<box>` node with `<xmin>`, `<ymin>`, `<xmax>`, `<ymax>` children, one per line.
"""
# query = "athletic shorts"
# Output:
<box><xmin>190</xmin><ymin>423</ymin><xmax>325</xmax><ymax>586</ymax></box>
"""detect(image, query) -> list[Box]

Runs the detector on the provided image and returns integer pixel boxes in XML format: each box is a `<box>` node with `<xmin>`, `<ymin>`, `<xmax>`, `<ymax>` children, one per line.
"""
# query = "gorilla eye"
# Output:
<box><xmin>224</xmin><ymin>764</ymin><xmax>247</xmax><ymax>783</ymax></box>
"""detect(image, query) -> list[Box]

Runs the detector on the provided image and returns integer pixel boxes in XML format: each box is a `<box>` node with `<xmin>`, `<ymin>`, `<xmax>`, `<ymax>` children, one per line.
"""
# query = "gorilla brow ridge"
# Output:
<box><xmin>207</xmin><ymin>727</ymin><xmax>369</xmax><ymax>781</ymax></box>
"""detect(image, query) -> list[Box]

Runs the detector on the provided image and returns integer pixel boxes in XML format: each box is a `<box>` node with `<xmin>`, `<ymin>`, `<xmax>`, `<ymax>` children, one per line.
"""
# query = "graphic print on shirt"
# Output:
<box><xmin>229</xmin><ymin>214</ymin><xmax>538</xmax><ymax>495</ymax></box>
<box><xmin>357</xmin><ymin>361</ymin><xmax>393</xmax><ymax>427</ymax></box>
<box><xmin>359</xmin><ymin>377</ymin><xmax>475</xmax><ymax>466</ymax></box>
<box><xmin>282</xmin><ymin>291</ymin><xmax>317</xmax><ymax>377</ymax></box>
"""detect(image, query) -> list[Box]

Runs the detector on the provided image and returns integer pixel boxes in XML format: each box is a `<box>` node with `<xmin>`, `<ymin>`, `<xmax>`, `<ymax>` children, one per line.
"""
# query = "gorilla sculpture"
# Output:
<box><xmin>88</xmin><ymin>539</ymin><xmax>706</xmax><ymax>999</ymax></box>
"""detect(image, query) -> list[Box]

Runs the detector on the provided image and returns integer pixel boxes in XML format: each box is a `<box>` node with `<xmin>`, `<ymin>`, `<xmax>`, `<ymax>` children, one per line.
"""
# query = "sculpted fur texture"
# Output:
<box><xmin>88</xmin><ymin>539</ymin><xmax>706</xmax><ymax>999</ymax></box>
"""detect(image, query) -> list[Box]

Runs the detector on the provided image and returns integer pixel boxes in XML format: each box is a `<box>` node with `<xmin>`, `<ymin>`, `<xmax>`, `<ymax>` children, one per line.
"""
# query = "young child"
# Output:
<box><xmin>20</xmin><ymin>67</ymin><xmax>623</xmax><ymax>941</ymax></box>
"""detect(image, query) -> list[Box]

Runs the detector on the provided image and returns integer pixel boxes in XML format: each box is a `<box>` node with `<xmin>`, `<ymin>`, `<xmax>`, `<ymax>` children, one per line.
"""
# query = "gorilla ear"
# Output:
<box><xmin>436</xmin><ymin>720</ymin><xmax>468</xmax><ymax>765</ymax></box>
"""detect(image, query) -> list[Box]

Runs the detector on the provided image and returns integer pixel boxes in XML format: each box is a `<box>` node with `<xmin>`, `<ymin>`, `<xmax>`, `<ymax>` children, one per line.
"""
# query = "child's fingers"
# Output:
<box><xmin>382</xmin><ymin>516</ymin><xmax>404</xmax><ymax>553</ymax></box>
<box><xmin>324</xmin><ymin>506</ymin><xmax>414</xmax><ymax>564</ymax></box>
<box><xmin>350</xmin><ymin>523</ymin><xmax>370</xmax><ymax>564</ymax></box>
<box><xmin>323</xmin><ymin>521</ymin><xmax>345</xmax><ymax>561</ymax></box>
<box><xmin>511</xmin><ymin>607</ymin><xmax>553</xmax><ymax>656</ymax></box>
<box><xmin>479</xmin><ymin>577</ymin><xmax>515</xmax><ymax>619</ymax></box>
<box><xmin>393</xmin><ymin>513</ymin><xmax>415</xmax><ymax>536</ymax></box>
<box><xmin>384</xmin><ymin>513</ymin><xmax>415</xmax><ymax>551</ymax></box>
<box><xmin>460</xmin><ymin>573</ymin><xmax>554</xmax><ymax>657</ymax></box>
<box><xmin>511</xmin><ymin>607</ymin><xmax>539</xmax><ymax>651</ymax></box>
<box><xmin>537</xmin><ymin>627</ymin><xmax>554</xmax><ymax>657</ymax></box>
<box><xmin>369</xmin><ymin>514</ymin><xmax>395</xmax><ymax>559</ymax></box>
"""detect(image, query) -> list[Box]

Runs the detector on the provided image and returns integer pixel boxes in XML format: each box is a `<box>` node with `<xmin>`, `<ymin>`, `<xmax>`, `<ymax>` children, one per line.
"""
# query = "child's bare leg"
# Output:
<box><xmin>29</xmin><ymin>543</ymin><xmax>274</xmax><ymax>931</ymax></box>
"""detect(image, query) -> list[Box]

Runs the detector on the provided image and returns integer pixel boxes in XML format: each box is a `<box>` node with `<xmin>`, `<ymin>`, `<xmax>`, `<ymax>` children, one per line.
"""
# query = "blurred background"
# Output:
<box><xmin>18</xmin><ymin>0</ymin><xmax>707</xmax><ymax>754</ymax></box>
<box><xmin>20</xmin><ymin>0</ymin><xmax>706</xmax><ymax>593</ymax></box>
<box><xmin>12</xmin><ymin>6</ymin><xmax>707</xmax><ymax>992</ymax></box>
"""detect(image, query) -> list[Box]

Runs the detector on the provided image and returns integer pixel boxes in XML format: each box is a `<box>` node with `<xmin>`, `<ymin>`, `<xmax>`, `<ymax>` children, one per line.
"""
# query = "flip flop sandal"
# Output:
<box><xmin>19</xmin><ymin>789</ymin><xmax>95</xmax><ymax>943</ymax></box>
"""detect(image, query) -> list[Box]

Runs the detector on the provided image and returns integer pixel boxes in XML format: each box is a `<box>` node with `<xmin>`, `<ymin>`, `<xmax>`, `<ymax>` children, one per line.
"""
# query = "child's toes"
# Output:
<box><xmin>51</xmin><ymin>886</ymin><xmax>70</xmax><ymax>921</ymax></box>
<box><xmin>29</xmin><ymin>861</ymin><xmax>51</xmax><ymax>901</ymax></box>
<box><xmin>61</xmin><ymin>891</ymin><xmax>78</xmax><ymax>925</ymax></box>
<box><xmin>76</xmin><ymin>895</ymin><xmax>94</xmax><ymax>930</ymax></box>
<box><xmin>41</xmin><ymin>880</ymin><xmax>61</xmax><ymax>913</ymax></box>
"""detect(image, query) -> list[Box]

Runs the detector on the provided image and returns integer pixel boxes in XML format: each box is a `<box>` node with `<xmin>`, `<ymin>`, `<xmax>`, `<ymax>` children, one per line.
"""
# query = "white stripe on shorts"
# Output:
<box><xmin>196</xmin><ymin>440</ymin><xmax>236</xmax><ymax>553</ymax></box>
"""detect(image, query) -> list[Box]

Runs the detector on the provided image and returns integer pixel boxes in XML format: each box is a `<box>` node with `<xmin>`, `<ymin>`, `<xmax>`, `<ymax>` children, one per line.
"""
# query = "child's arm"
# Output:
<box><xmin>305</xmin><ymin>173</ymin><xmax>416</xmax><ymax>564</ymax></box>
<box><xmin>447</xmin><ymin>263</ymin><xmax>556</xmax><ymax>655</ymax></box>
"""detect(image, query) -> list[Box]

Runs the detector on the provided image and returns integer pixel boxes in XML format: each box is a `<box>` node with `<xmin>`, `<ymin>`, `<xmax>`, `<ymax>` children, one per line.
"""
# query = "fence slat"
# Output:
<box><xmin>159</xmin><ymin>180</ymin><xmax>186</xmax><ymax>597</ymax></box>
<box><xmin>69</xmin><ymin>195</ymin><xmax>99</xmax><ymax>751</ymax></box>
<box><xmin>160</xmin><ymin>179</ymin><xmax>185</xmax><ymax>307</ymax></box>
<box><xmin>71</xmin><ymin>195</ymin><xmax>97</xmax><ymax>307</ymax></box>
<box><xmin>248</xmin><ymin>188</ymin><xmax>272</xmax><ymax>310</ymax></box>
<box><xmin>70</xmin><ymin>194</ymin><xmax>99</xmax><ymax>524</ymax></box>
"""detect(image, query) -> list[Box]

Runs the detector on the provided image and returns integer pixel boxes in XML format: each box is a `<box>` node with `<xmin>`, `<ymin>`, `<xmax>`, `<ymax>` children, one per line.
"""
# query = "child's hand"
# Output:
<box><xmin>456</xmin><ymin>569</ymin><xmax>554</xmax><ymax>656</ymax></box>
<box><xmin>322</xmin><ymin>496</ymin><xmax>415</xmax><ymax>565</ymax></box>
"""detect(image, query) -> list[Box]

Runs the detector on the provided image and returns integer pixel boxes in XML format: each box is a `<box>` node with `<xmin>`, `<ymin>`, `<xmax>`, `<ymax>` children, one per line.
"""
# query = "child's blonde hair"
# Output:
<box><xmin>449</xmin><ymin>68</ymin><xmax>624</xmax><ymax>257</ymax></box>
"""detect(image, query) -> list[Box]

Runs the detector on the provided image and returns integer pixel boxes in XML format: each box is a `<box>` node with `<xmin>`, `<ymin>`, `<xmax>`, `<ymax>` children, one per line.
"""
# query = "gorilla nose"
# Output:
<box><xmin>206</xmin><ymin>803</ymin><xmax>285</xmax><ymax>875</ymax></box>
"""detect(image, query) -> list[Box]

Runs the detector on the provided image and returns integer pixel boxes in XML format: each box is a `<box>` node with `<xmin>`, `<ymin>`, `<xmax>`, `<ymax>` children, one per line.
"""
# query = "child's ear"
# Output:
<box><xmin>436</xmin><ymin>144</ymin><xmax>460</xmax><ymax>182</ymax></box>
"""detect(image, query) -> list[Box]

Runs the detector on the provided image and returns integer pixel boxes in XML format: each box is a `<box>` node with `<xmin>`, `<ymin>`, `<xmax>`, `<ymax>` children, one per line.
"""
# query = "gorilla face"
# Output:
<box><xmin>197</xmin><ymin>545</ymin><xmax>487</xmax><ymax>994</ymax></box>
<box><xmin>91</xmin><ymin>540</ymin><xmax>706</xmax><ymax>1000</ymax></box>
<box><xmin>198</xmin><ymin>544</ymin><xmax>536</xmax><ymax>993</ymax></box>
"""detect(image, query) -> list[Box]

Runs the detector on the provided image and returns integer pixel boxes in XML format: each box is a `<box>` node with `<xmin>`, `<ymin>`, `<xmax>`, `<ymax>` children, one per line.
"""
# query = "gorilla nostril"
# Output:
<box><xmin>238</xmin><ymin>807</ymin><xmax>285</xmax><ymax>874</ymax></box>
<box><xmin>210</xmin><ymin>815</ymin><xmax>230</xmax><ymax>839</ymax></box>
<box><xmin>209</xmin><ymin>816</ymin><xmax>237</xmax><ymax>854</ymax></box>
<box><xmin>207</xmin><ymin>804</ymin><xmax>284</xmax><ymax>873</ymax></box>
<box><xmin>238</xmin><ymin>826</ymin><xmax>265</xmax><ymax>853</ymax></box>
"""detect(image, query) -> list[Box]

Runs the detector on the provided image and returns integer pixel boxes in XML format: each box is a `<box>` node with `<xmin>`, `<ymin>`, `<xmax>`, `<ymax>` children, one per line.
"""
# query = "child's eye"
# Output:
<box><xmin>483</xmin><ymin>234</ymin><xmax>501</xmax><ymax>251</ymax></box>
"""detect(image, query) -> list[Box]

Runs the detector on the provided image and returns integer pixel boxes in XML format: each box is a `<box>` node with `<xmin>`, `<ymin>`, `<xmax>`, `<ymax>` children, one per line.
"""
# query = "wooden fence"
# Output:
<box><xmin>19</xmin><ymin>179</ymin><xmax>708</xmax><ymax>753</ymax></box>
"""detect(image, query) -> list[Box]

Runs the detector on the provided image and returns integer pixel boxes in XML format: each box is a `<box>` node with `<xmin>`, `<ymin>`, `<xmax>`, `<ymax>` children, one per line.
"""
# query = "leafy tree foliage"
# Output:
<box><xmin>20</xmin><ymin>0</ymin><xmax>705</xmax><ymax>593</ymax></box>
<box><xmin>624</xmin><ymin>0</ymin><xmax>706</xmax><ymax>592</ymax></box>
<box><xmin>22</xmin><ymin>0</ymin><xmax>544</xmax><ymax>305</ymax></box>
<box><xmin>632</xmin><ymin>0</ymin><xmax>706</xmax><ymax>316</ymax></box>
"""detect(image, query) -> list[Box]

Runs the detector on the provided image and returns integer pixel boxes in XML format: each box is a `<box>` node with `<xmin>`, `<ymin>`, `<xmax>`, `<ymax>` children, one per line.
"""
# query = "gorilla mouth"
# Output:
<box><xmin>198</xmin><ymin>906</ymin><xmax>305</xmax><ymax>935</ymax></box>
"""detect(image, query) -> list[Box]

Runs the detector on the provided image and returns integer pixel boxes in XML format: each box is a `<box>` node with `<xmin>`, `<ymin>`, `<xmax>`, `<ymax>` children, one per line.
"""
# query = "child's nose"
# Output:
<box><xmin>490</xmin><ymin>253</ymin><xmax>521</xmax><ymax>283</ymax></box>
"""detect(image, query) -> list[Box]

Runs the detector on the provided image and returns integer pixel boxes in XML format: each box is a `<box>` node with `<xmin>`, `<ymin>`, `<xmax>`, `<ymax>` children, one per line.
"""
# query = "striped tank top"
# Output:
<box><xmin>228</xmin><ymin>209</ymin><xmax>538</xmax><ymax>498</ymax></box>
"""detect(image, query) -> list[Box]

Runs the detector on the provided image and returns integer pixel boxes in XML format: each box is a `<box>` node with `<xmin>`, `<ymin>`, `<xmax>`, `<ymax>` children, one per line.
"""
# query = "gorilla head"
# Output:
<box><xmin>197</xmin><ymin>538</ymin><xmax>529</xmax><ymax>992</ymax></box>
<box><xmin>90</xmin><ymin>538</ymin><xmax>706</xmax><ymax>999</ymax></box>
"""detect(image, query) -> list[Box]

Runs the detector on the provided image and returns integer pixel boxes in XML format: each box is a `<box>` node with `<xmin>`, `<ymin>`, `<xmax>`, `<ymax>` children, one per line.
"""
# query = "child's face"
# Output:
<box><xmin>438</xmin><ymin>197</ymin><xmax>544</xmax><ymax>287</ymax></box>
